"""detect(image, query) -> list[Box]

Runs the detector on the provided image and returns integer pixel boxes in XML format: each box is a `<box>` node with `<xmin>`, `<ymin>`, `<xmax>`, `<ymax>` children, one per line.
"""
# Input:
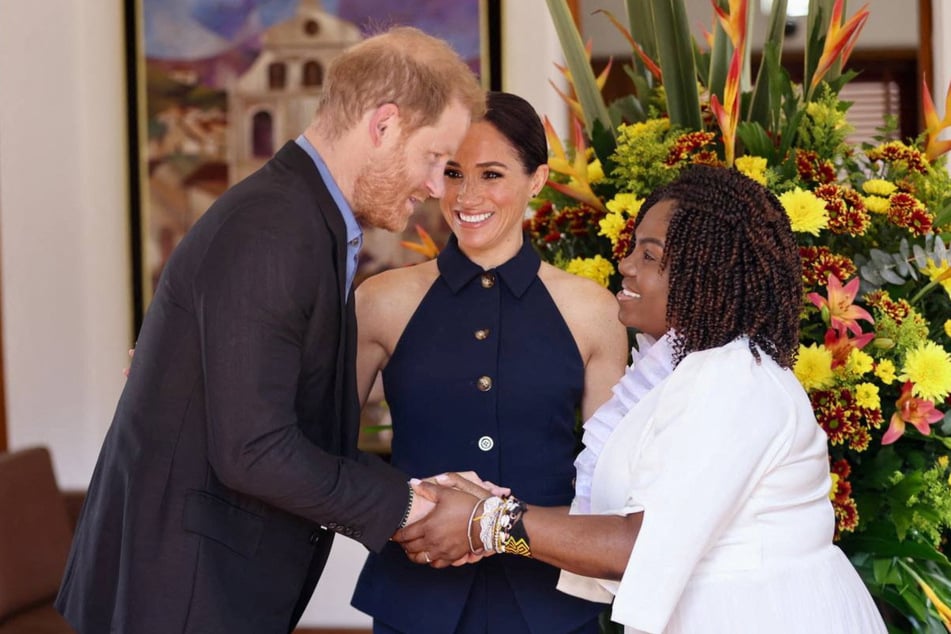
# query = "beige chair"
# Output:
<box><xmin>0</xmin><ymin>446</ymin><xmax>78</xmax><ymax>633</ymax></box>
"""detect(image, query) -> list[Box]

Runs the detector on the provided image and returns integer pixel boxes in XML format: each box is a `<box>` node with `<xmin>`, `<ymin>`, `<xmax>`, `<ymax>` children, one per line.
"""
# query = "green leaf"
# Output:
<box><xmin>872</xmin><ymin>557</ymin><xmax>902</xmax><ymax>585</ymax></box>
<box><xmin>748</xmin><ymin>0</ymin><xmax>787</xmax><ymax>130</ymax></box>
<box><xmin>933</xmin><ymin>198</ymin><xmax>951</xmax><ymax>228</ymax></box>
<box><xmin>544</xmin><ymin>0</ymin><xmax>613</xmax><ymax>137</ymax></box>
<box><xmin>649</xmin><ymin>0</ymin><xmax>702</xmax><ymax>130</ymax></box>
<box><xmin>737</xmin><ymin>121</ymin><xmax>775</xmax><ymax>163</ymax></box>
<box><xmin>707</xmin><ymin>0</ymin><xmax>731</xmax><ymax>104</ymax></box>
<box><xmin>845</xmin><ymin>537</ymin><xmax>951</xmax><ymax>565</ymax></box>
<box><xmin>625</xmin><ymin>0</ymin><xmax>658</xmax><ymax>82</ymax></box>
<box><xmin>803</xmin><ymin>0</ymin><xmax>835</xmax><ymax>99</ymax></box>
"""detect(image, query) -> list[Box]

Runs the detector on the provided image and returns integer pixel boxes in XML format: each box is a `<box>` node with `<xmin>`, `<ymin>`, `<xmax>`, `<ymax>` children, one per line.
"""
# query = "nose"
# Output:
<box><xmin>617</xmin><ymin>251</ymin><xmax>636</xmax><ymax>276</ymax></box>
<box><xmin>426</xmin><ymin>163</ymin><xmax>446</xmax><ymax>199</ymax></box>
<box><xmin>455</xmin><ymin>179</ymin><xmax>483</xmax><ymax>205</ymax></box>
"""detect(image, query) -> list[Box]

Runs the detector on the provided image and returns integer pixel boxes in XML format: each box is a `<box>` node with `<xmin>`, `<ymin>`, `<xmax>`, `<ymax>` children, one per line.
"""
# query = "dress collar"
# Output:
<box><xmin>437</xmin><ymin>234</ymin><xmax>541</xmax><ymax>298</ymax></box>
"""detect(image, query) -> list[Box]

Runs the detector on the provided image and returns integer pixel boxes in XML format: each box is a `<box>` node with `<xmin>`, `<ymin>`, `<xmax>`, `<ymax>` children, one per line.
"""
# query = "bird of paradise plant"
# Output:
<box><xmin>531</xmin><ymin>0</ymin><xmax>951</xmax><ymax>629</ymax></box>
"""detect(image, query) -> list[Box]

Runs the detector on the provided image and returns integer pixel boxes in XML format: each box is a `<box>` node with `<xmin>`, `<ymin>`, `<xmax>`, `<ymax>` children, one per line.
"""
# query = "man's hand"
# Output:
<box><xmin>401</xmin><ymin>482</ymin><xmax>435</xmax><ymax>527</ymax></box>
<box><xmin>123</xmin><ymin>348</ymin><xmax>135</xmax><ymax>378</ymax></box>
<box><xmin>393</xmin><ymin>481</ymin><xmax>481</xmax><ymax>568</ymax></box>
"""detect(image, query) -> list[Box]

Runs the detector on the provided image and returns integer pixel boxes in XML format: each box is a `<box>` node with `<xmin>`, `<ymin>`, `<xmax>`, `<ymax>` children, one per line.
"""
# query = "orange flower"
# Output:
<box><xmin>922</xmin><ymin>77</ymin><xmax>951</xmax><ymax>160</ymax></box>
<box><xmin>712</xmin><ymin>0</ymin><xmax>748</xmax><ymax>54</ymax></box>
<box><xmin>807</xmin><ymin>274</ymin><xmax>874</xmax><ymax>336</ymax></box>
<box><xmin>881</xmin><ymin>382</ymin><xmax>944</xmax><ymax>444</ymax></box>
<box><xmin>593</xmin><ymin>9</ymin><xmax>662</xmax><ymax>81</ymax></box>
<box><xmin>400</xmin><ymin>224</ymin><xmax>440</xmax><ymax>259</ymax></box>
<box><xmin>544</xmin><ymin>116</ymin><xmax>607</xmax><ymax>212</ymax></box>
<box><xmin>709</xmin><ymin>48</ymin><xmax>741</xmax><ymax>165</ymax></box>
<box><xmin>809</xmin><ymin>0</ymin><xmax>870</xmax><ymax>95</ymax></box>
<box><xmin>551</xmin><ymin>41</ymin><xmax>614</xmax><ymax>123</ymax></box>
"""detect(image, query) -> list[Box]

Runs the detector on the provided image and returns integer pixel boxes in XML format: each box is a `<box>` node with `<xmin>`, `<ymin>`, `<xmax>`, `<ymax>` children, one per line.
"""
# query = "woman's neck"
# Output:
<box><xmin>459</xmin><ymin>233</ymin><xmax>524</xmax><ymax>270</ymax></box>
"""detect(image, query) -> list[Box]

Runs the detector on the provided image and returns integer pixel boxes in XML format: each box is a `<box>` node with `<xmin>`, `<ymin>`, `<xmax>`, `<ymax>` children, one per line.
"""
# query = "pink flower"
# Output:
<box><xmin>808</xmin><ymin>274</ymin><xmax>874</xmax><ymax>336</ymax></box>
<box><xmin>881</xmin><ymin>382</ymin><xmax>944</xmax><ymax>444</ymax></box>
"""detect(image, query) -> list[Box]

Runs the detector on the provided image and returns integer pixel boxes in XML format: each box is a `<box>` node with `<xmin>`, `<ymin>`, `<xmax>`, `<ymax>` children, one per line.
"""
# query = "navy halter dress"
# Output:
<box><xmin>351</xmin><ymin>235</ymin><xmax>603</xmax><ymax>633</ymax></box>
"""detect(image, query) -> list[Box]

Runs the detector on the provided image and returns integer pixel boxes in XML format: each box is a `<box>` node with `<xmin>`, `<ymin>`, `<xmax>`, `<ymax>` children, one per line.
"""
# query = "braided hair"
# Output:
<box><xmin>634</xmin><ymin>164</ymin><xmax>802</xmax><ymax>368</ymax></box>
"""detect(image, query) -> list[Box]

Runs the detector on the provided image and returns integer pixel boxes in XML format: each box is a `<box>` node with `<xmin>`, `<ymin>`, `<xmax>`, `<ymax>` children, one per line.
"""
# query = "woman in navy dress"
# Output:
<box><xmin>350</xmin><ymin>92</ymin><xmax>628</xmax><ymax>633</ymax></box>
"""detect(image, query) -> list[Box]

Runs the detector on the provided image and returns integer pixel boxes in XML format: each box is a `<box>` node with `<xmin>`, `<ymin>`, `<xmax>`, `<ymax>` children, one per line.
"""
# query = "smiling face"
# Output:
<box><xmin>353</xmin><ymin>99</ymin><xmax>471</xmax><ymax>232</ymax></box>
<box><xmin>440</xmin><ymin>120</ymin><xmax>547</xmax><ymax>264</ymax></box>
<box><xmin>616</xmin><ymin>199</ymin><xmax>674</xmax><ymax>339</ymax></box>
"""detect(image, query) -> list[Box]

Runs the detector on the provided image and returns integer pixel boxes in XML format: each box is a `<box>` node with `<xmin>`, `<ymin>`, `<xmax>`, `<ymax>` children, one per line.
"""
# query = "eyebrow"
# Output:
<box><xmin>445</xmin><ymin>159</ymin><xmax>509</xmax><ymax>169</ymax></box>
<box><xmin>636</xmin><ymin>237</ymin><xmax>665</xmax><ymax>248</ymax></box>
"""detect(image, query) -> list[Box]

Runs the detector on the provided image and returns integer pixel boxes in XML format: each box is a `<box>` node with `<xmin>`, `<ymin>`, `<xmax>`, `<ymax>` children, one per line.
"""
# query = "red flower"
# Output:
<box><xmin>814</xmin><ymin>184</ymin><xmax>871</xmax><ymax>236</ymax></box>
<box><xmin>800</xmin><ymin>246</ymin><xmax>856</xmax><ymax>288</ymax></box>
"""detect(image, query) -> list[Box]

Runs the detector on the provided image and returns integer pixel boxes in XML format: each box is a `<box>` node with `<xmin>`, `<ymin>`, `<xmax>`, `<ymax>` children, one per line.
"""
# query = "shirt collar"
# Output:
<box><xmin>437</xmin><ymin>234</ymin><xmax>540</xmax><ymax>298</ymax></box>
<box><xmin>294</xmin><ymin>135</ymin><xmax>362</xmax><ymax>246</ymax></box>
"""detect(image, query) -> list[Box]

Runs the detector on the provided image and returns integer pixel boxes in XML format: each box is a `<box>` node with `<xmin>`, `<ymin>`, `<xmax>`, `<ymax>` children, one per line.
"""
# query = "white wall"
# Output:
<box><xmin>0</xmin><ymin>0</ymin><xmax>940</xmax><ymax>629</ymax></box>
<box><xmin>0</xmin><ymin>1</ymin><xmax>132</xmax><ymax>489</ymax></box>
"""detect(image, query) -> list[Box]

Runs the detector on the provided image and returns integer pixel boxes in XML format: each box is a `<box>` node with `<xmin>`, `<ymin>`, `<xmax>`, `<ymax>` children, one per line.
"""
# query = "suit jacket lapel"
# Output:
<box><xmin>274</xmin><ymin>141</ymin><xmax>354</xmax><ymax>454</ymax></box>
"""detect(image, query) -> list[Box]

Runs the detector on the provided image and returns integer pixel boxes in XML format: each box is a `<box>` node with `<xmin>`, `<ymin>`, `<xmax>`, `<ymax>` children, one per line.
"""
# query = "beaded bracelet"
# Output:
<box><xmin>475</xmin><ymin>494</ymin><xmax>532</xmax><ymax>557</ymax></box>
<box><xmin>467</xmin><ymin>496</ymin><xmax>491</xmax><ymax>553</ymax></box>
<box><xmin>478</xmin><ymin>496</ymin><xmax>503</xmax><ymax>553</ymax></box>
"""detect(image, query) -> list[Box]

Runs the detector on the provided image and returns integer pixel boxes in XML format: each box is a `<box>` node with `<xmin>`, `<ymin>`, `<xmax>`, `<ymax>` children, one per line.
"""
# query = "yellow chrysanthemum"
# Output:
<box><xmin>945</xmin><ymin>319</ymin><xmax>951</xmax><ymax>339</ymax></box>
<box><xmin>735</xmin><ymin>155</ymin><xmax>768</xmax><ymax>185</ymax></box>
<box><xmin>874</xmin><ymin>358</ymin><xmax>897</xmax><ymax>384</ymax></box>
<box><xmin>862</xmin><ymin>195</ymin><xmax>890</xmax><ymax>214</ymax></box>
<box><xmin>846</xmin><ymin>348</ymin><xmax>874</xmax><ymax>377</ymax></box>
<box><xmin>779</xmin><ymin>188</ymin><xmax>829</xmax><ymax>236</ymax></box>
<box><xmin>587</xmin><ymin>159</ymin><xmax>605</xmax><ymax>184</ymax></box>
<box><xmin>899</xmin><ymin>341</ymin><xmax>951</xmax><ymax>402</ymax></box>
<box><xmin>606</xmin><ymin>193</ymin><xmax>642</xmax><ymax>216</ymax></box>
<box><xmin>829</xmin><ymin>472</ymin><xmax>840</xmax><ymax>500</ymax></box>
<box><xmin>794</xmin><ymin>343</ymin><xmax>836</xmax><ymax>391</ymax></box>
<box><xmin>939</xmin><ymin>455</ymin><xmax>949</xmax><ymax>468</ymax></box>
<box><xmin>565</xmin><ymin>255</ymin><xmax>615</xmax><ymax>288</ymax></box>
<box><xmin>854</xmin><ymin>382</ymin><xmax>881</xmax><ymax>410</ymax></box>
<box><xmin>598</xmin><ymin>213</ymin><xmax>627</xmax><ymax>245</ymax></box>
<box><xmin>921</xmin><ymin>258</ymin><xmax>951</xmax><ymax>299</ymax></box>
<box><xmin>862</xmin><ymin>178</ymin><xmax>898</xmax><ymax>197</ymax></box>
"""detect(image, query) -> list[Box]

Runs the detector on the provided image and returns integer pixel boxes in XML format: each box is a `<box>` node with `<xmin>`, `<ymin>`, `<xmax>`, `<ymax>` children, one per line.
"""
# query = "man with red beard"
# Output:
<box><xmin>56</xmin><ymin>26</ymin><xmax>484</xmax><ymax>634</ymax></box>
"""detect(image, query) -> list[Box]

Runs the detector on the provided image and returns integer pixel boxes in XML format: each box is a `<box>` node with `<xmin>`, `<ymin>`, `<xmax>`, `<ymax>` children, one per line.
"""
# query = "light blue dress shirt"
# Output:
<box><xmin>295</xmin><ymin>135</ymin><xmax>363</xmax><ymax>299</ymax></box>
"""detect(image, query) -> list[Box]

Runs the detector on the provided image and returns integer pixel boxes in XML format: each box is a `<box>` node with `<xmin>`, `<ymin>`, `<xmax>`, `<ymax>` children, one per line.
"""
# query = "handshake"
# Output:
<box><xmin>393</xmin><ymin>472</ymin><xmax>529</xmax><ymax>568</ymax></box>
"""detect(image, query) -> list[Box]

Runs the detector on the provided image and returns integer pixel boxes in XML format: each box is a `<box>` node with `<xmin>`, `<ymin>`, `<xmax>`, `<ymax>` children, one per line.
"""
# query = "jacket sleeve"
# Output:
<box><xmin>192</xmin><ymin>199</ymin><xmax>408</xmax><ymax>552</ymax></box>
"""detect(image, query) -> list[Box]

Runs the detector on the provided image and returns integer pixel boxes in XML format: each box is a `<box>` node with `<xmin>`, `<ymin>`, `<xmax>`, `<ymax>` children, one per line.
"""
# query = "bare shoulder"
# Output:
<box><xmin>538</xmin><ymin>262</ymin><xmax>619</xmax><ymax>322</ymax></box>
<box><xmin>355</xmin><ymin>260</ymin><xmax>439</xmax><ymax>345</ymax></box>
<box><xmin>537</xmin><ymin>262</ymin><xmax>626</xmax><ymax>359</ymax></box>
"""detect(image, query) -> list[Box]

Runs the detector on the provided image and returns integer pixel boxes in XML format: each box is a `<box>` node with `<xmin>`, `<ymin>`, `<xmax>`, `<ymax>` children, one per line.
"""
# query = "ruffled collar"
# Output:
<box><xmin>573</xmin><ymin>332</ymin><xmax>677</xmax><ymax>513</ymax></box>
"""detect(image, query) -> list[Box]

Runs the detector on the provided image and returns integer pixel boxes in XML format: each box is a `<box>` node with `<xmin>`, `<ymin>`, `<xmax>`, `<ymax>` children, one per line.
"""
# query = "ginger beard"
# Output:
<box><xmin>351</xmin><ymin>143</ymin><xmax>429</xmax><ymax>232</ymax></box>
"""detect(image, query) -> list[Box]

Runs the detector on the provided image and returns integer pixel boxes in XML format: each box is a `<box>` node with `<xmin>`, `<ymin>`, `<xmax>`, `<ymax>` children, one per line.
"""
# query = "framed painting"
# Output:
<box><xmin>124</xmin><ymin>0</ymin><xmax>502</xmax><ymax>329</ymax></box>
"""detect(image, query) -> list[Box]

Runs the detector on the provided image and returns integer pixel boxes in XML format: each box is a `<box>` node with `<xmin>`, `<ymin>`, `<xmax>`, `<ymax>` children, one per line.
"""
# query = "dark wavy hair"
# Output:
<box><xmin>483</xmin><ymin>92</ymin><xmax>547</xmax><ymax>173</ymax></box>
<box><xmin>634</xmin><ymin>164</ymin><xmax>802</xmax><ymax>368</ymax></box>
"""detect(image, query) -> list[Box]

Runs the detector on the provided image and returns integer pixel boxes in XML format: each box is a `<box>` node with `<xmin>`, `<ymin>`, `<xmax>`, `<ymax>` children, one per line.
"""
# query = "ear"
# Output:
<box><xmin>529</xmin><ymin>164</ymin><xmax>550</xmax><ymax>197</ymax></box>
<box><xmin>368</xmin><ymin>103</ymin><xmax>401</xmax><ymax>147</ymax></box>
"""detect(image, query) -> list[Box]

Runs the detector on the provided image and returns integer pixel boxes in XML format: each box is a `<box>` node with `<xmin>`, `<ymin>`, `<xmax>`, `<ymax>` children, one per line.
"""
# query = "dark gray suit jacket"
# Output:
<box><xmin>56</xmin><ymin>142</ymin><xmax>409</xmax><ymax>634</ymax></box>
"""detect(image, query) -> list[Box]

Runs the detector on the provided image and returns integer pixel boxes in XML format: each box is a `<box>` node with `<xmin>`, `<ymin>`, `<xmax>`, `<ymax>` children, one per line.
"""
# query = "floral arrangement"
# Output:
<box><xmin>532</xmin><ymin>0</ymin><xmax>951</xmax><ymax>629</ymax></box>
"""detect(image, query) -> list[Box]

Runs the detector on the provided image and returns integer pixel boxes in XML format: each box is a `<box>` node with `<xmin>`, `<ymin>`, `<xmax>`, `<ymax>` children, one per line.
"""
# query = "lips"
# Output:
<box><xmin>617</xmin><ymin>283</ymin><xmax>641</xmax><ymax>300</ymax></box>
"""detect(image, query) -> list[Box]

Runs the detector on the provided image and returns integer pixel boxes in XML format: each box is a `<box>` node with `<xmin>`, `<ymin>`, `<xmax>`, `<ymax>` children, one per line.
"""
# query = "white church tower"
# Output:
<box><xmin>228</xmin><ymin>0</ymin><xmax>361</xmax><ymax>183</ymax></box>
